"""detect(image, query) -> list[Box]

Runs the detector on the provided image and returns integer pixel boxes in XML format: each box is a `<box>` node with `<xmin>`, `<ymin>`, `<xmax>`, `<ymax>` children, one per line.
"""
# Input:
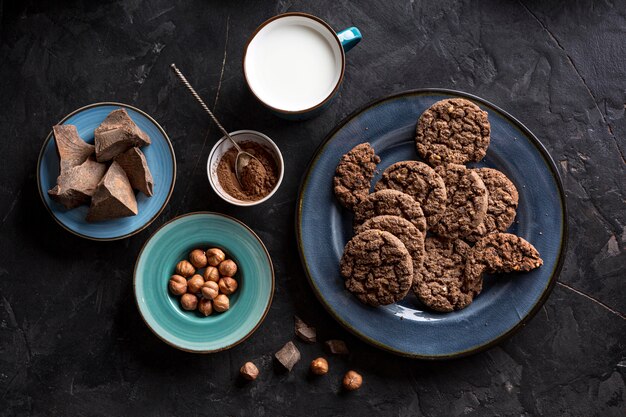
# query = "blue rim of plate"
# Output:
<box><xmin>296</xmin><ymin>89</ymin><xmax>568</xmax><ymax>359</ymax></box>
<box><xmin>36</xmin><ymin>102</ymin><xmax>177</xmax><ymax>241</ymax></box>
<box><xmin>133</xmin><ymin>211</ymin><xmax>275</xmax><ymax>353</ymax></box>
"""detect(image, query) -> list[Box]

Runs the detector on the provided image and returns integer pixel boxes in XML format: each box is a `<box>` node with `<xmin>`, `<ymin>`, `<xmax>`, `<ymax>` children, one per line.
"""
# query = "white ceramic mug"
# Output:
<box><xmin>243</xmin><ymin>12</ymin><xmax>362</xmax><ymax>119</ymax></box>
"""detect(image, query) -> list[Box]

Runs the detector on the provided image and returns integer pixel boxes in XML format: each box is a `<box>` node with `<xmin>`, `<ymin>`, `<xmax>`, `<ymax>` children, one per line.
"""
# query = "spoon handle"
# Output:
<box><xmin>170</xmin><ymin>63</ymin><xmax>241</xmax><ymax>151</ymax></box>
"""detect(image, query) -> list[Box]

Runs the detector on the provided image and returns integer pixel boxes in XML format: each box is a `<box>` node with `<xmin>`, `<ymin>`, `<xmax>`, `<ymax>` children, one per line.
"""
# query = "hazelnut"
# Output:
<box><xmin>342</xmin><ymin>370</ymin><xmax>362</xmax><ymax>391</ymax></box>
<box><xmin>218</xmin><ymin>277</ymin><xmax>238</xmax><ymax>295</ymax></box>
<box><xmin>213</xmin><ymin>294</ymin><xmax>230</xmax><ymax>312</ymax></box>
<box><xmin>189</xmin><ymin>249</ymin><xmax>208</xmax><ymax>268</ymax></box>
<box><xmin>187</xmin><ymin>274</ymin><xmax>205</xmax><ymax>294</ymax></box>
<box><xmin>206</xmin><ymin>248</ymin><xmax>226</xmax><ymax>266</ymax></box>
<box><xmin>218</xmin><ymin>259</ymin><xmax>238</xmax><ymax>277</ymax></box>
<box><xmin>310</xmin><ymin>357</ymin><xmax>328</xmax><ymax>375</ymax></box>
<box><xmin>175</xmin><ymin>260</ymin><xmax>195</xmax><ymax>278</ymax></box>
<box><xmin>240</xmin><ymin>362</ymin><xmax>259</xmax><ymax>381</ymax></box>
<box><xmin>203</xmin><ymin>266</ymin><xmax>220</xmax><ymax>282</ymax></box>
<box><xmin>198</xmin><ymin>298</ymin><xmax>213</xmax><ymax>316</ymax></box>
<box><xmin>180</xmin><ymin>293</ymin><xmax>198</xmax><ymax>311</ymax></box>
<box><xmin>168</xmin><ymin>275</ymin><xmax>187</xmax><ymax>295</ymax></box>
<box><xmin>201</xmin><ymin>281</ymin><xmax>219</xmax><ymax>300</ymax></box>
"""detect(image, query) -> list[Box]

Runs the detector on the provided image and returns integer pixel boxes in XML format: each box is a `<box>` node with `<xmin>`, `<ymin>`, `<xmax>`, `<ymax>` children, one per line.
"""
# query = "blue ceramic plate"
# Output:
<box><xmin>297</xmin><ymin>90</ymin><xmax>567</xmax><ymax>359</ymax></box>
<box><xmin>134</xmin><ymin>212</ymin><xmax>274</xmax><ymax>353</ymax></box>
<box><xmin>37</xmin><ymin>102</ymin><xmax>176</xmax><ymax>240</ymax></box>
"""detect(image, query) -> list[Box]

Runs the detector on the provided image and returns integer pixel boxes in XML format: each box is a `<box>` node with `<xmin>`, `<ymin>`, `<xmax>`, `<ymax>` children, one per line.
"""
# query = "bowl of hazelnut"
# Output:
<box><xmin>134</xmin><ymin>211</ymin><xmax>274</xmax><ymax>352</ymax></box>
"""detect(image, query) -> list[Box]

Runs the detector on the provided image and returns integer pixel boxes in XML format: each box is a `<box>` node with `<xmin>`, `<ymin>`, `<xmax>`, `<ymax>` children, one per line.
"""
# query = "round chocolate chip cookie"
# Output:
<box><xmin>333</xmin><ymin>143</ymin><xmax>381</xmax><ymax>210</ymax></box>
<box><xmin>374</xmin><ymin>161</ymin><xmax>447</xmax><ymax>228</ymax></box>
<box><xmin>355</xmin><ymin>215</ymin><xmax>425</xmax><ymax>279</ymax></box>
<box><xmin>413</xmin><ymin>237</ymin><xmax>478</xmax><ymax>312</ymax></box>
<box><xmin>466</xmin><ymin>233</ymin><xmax>543</xmax><ymax>286</ymax></box>
<box><xmin>340</xmin><ymin>229</ymin><xmax>413</xmax><ymax>306</ymax></box>
<box><xmin>431</xmin><ymin>164</ymin><xmax>488</xmax><ymax>239</ymax></box>
<box><xmin>466</xmin><ymin>168</ymin><xmax>519</xmax><ymax>242</ymax></box>
<box><xmin>416</xmin><ymin>98</ymin><xmax>491</xmax><ymax>166</ymax></box>
<box><xmin>353</xmin><ymin>189</ymin><xmax>427</xmax><ymax>234</ymax></box>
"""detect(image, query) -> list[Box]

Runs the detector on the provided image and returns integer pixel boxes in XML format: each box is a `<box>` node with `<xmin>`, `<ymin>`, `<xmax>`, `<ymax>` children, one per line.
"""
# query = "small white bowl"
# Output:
<box><xmin>207</xmin><ymin>130</ymin><xmax>284</xmax><ymax>206</ymax></box>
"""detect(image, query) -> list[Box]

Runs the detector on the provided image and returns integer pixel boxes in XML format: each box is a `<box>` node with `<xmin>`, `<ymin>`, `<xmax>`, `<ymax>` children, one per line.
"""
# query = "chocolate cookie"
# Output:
<box><xmin>466</xmin><ymin>233</ymin><xmax>543</xmax><ymax>285</ymax></box>
<box><xmin>412</xmin><ymin>237</ymin><xmax>478</xmax><ymax>312</ymax></box>
<box><xmin>431</xmin><ymin>164</ymin><xmax>488</xmax><ymax>239</ymax></box>
<box><xmin>374</xmin><ymin>161</ymin><xmax>447</xmax><ymax>228</ymax></box>
<box><xmin>333</xmin><ymin>143</ymin><xmax>381</xmax><ymax>210</ymax></box>
<box><xmin>353</xmin><ymin>189</ymin><xmax>427</xmax><ymax>234</ymax></box>
<box><xmin>355</xmin><ymin>215</ymin><xmax>425</xmax><ymax>279</ymax></box>
<box><xmin>340</xmin><ymin>230</ymin><xmax>413</xmax><ymax>306</ymax></box>
<box><xmin>466</xmin><ymin>168</ymin><xmax>519</xmax><ymax>242</ymax></box>
<box><xmin>416</xmin><ymin>98</ymin><xmax>491</xmax><ymax>166</ymax></box>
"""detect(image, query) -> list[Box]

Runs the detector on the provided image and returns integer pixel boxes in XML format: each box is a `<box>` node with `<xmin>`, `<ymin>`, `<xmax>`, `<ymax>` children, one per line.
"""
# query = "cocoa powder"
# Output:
<box><xmin>216</xmin><ymin>141</ymin><xmax>278</xmax><ymax>201</ymax></box>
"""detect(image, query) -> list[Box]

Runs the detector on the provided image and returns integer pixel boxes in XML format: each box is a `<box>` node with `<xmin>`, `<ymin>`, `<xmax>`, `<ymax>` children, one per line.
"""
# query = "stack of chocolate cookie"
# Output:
<box><xmin>333</xmin><ymin>98</ymin><xmax>543</xmax><ymax>312</ymax></box>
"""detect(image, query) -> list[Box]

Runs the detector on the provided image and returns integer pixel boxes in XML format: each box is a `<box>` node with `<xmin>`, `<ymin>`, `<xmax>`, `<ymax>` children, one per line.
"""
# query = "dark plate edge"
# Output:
<box><xmin>295</xmin><ymin>88</ymin><xmax>568</xmax><ymax>360</ymax></box>
<box><xmin>132</xmin><ymin>211</ymin><xmax>276</xmax><ymax>354</ymax></box>
<box><xmin>36</xmin><ymin>102</ymin><xmax>177</xmax><ymax>241</ymax></box>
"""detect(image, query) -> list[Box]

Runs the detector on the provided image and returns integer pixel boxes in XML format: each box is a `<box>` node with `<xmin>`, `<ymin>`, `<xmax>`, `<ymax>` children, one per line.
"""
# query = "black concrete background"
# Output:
<box><xmin>1</xmin><ymin>1</ymin><xmax>625</xmax><ymax>416</ymax></box>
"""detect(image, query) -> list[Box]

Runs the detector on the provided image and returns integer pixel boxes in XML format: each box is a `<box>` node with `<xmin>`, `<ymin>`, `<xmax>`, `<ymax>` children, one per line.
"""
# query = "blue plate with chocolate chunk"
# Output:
<box><xmin>296</xmin><ymin>89</ymin><xmax>567</xmax><ymax>359</ymax></box>
<box><xmin>37</xmin><ymin>102</ymin><xmax>176</xmax><ymax>241</ymax></box>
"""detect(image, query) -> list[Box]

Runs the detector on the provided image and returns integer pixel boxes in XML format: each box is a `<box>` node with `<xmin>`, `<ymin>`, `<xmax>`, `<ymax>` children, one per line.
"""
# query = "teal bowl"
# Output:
<box><xmin>134</xmin><ymin>212</ymin><xmax>274</xmax><ymax>352</ymax></box>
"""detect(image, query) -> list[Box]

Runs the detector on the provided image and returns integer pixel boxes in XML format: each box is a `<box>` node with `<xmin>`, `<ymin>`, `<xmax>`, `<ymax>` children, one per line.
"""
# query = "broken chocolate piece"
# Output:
<box><xmin>48</xmin><ymin>158</ymin><xmax>107</xmax><ymax>209</ymax></box>
<box><xmin>325</xmin><ymin>340</ymin><xmax>349</xmax><ymax>355</ymax></box>
<box><xmin>294</xmin><ymin>316</ymin><xmax>316</xmax><ymax>344</ymax></box>
<box><xmin>86</xmin><ymin>161</ymin><xmax>138</xmax><ymax>222</ymax></box>
<box><xmin>52</xmin><ymin>124</ymin><xmax>95</xmax><ymax>172</ymax></box>
<box><xmin>275</xmin><ymin>341</ymin><xmax>301</xmax><ymax>371</ymax></box>
<box><xmin>114</xmin><ymin>147</ymin><xmax>154</xmax><ymax>196</ymax></box>
<box><xmin>94</xmin><ymin>109</ymin><xmax>151</xmax><ymax>162</ymax></box>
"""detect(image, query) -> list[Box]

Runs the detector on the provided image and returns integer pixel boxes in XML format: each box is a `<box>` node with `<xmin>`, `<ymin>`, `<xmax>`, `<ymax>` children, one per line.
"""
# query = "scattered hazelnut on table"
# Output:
<box><xmin>240</xmin><ymin>362</ymin><xmax>259</xmax><ymax>381</ymax></box>
<box><xmin>342</xmin><ymin>370</ymin><xmax>362</xmax><ymax>391</ymax></box>
<box><xmin>218</xmin><ymin>277</ymin><xmax>238</xmax><ymax>295</ymax></box>
<box><xmin>168</xmin><ymin>275</ymin><xmax>187</xmax><ymax>295</ymax></box>
<box><xmin>203</xmin><ymin>266</ymin><xmax>220</xmax><ymax>282</ymax></box>
<box><xmin>206</xmin><ymin>248</ymin><xmax>226</xmax><ymax>266</ymax></box>
<box><xmin>310</xmin><ymin>357</ymin><xmax>329</xmax><ymax>375</ymax></box>
<box><xmin>218</xmin><ymin>259</ymin><xmax>238</xmax><ymax>277</ymax></box>
<box><xmin>198</xmin><ymin>298</ymin><xmax>213</xmax><ymax>316</ymax></box>
<box><xmin>187</xmin><ymin>274</ymin><xmax>205</xmax><ymax>293</ymax></box>
<box><xmin>189</xmin><ymin>249</ymin><xmax>208</xmax><ymax>268</ymax></box>
<box><xmin>180</xmin><ymin>293</ymin><xmax>198</xmax><ymax>311</ymax></box>
<box><xmin>201</xmin><ymin>281</ymin><xmax>219</xmax><ymax>300</ymax></box>
<box><xmin>213</xmin><ymin>294</ymin><xmax>230</xmax><ymax>312</ymax></box>
<box><xmin>176</xmin><ymin>260</ymin><xmax>195</xmax><ymax>278</ymax></box>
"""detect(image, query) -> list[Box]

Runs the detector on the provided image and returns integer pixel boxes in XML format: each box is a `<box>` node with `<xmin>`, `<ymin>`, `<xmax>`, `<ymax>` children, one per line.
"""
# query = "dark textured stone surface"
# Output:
<box><xmin>0</xmin><ymin>0</ymin><xmax>624</xmax><ymax>415</ymax></box>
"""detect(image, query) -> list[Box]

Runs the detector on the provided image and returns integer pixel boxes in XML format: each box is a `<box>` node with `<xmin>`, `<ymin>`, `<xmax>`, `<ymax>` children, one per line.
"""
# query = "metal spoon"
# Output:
<box><xmin>170</xmin><ymin>63</ymin><xmax>258</xmax><ymax>186</ymax></box>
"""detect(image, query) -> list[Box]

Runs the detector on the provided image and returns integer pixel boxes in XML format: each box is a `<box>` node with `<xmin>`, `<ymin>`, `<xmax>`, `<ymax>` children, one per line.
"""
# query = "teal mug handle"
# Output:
<box><xmin>337</xmin><ymin>27</ymin><xmax>362</xmax><ymax>52</ymax></box>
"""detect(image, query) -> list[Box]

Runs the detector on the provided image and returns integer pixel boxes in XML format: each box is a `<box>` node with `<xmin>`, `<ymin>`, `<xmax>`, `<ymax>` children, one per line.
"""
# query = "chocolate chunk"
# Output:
<box><xmin>114</xmin><ymin>147</ymin><xmax>154</xmax><ymax>196</ymax></box>
<box><xmin>48</xmin><ymin>158</ymin><xmax>107</xmax><ymax>209</ymax></box>
<box><xmin>86</xmin><ymin>161</ymin><xmax>138</xmax><ymax>222</ymax></box>
<box><xmin>294</xmin><ymin>316</ymin><xmax>316</xmax><ymax>343</ymax></box>
<box><xmin>94</xmin><ymin>109</ymin><xmax>151</xmax><ymax>162</ymax></box>
<box><xmin>52</xmin><ymin>124</ymin><xmax>95</xmax><ymax>172</ymax></box>
<box><xmin>275</xmin><ymin>341</ymin><xmax>301</xmax><ymax>371</ymax></box>
<box><xmin>325</xmin><ymin>340</ymin><xmax>349</xmax><ymax>355</ymax></box>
